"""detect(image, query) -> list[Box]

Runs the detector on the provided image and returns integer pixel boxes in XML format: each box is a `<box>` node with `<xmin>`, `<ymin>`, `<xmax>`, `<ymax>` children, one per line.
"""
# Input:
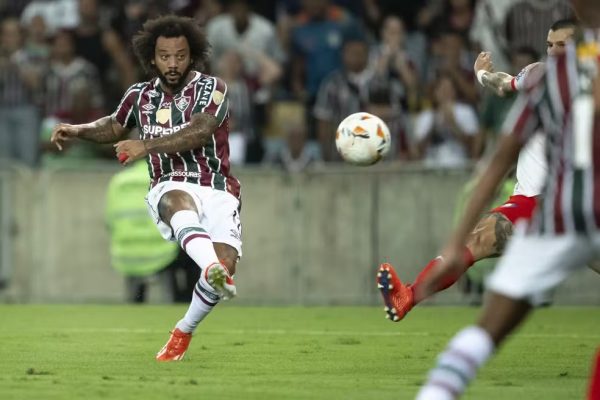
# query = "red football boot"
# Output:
<box><xmin>376</xmin><ymin>263</ymin><xmax>414</xmax><ymax>322</ymax></box>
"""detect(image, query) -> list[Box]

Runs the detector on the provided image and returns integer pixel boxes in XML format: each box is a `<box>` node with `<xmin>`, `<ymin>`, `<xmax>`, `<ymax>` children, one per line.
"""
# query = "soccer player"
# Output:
<box><xmin>415</xmin><ymin>0</ymin><xmax>600</xmax><ymax>397</ymax></box>
<box><xmin>50</xmin><ymin>16</ymin><xmax>241</xmax><ymax>361</ymax></box>
<box><xmin>376</xmin><ymin>19</ymin><xmax>576</xmax><ymax>322</ymax></box>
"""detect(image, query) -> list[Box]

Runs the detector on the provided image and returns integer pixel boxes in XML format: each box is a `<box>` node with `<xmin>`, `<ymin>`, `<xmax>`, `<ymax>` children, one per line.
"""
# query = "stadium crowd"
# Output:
<box><xmin>0</xmin><ymin>0</ymin><xmax>573</xmax><ymax>170</ymax></box>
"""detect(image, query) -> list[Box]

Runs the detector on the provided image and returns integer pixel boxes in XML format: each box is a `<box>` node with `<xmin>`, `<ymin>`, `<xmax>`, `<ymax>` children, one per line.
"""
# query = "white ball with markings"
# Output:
<box><xmin>335</xmin><ymin>112</ymin><xmax>391</xmax><ymax>165</ymax></box>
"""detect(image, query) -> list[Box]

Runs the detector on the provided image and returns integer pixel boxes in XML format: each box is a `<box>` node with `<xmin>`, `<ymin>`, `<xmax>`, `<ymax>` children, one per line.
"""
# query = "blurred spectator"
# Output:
<box><xmin>470</xmin><ymin>0</ymin><xmax>571</xmax><ymax>72</ymax></box>
<box><xmin>43</xmin><ymin>29</ymin><xmax>103</xmax><ymax>119</ymax></box>
<box><xmin>503</xmin><ymin>0</ymin><xmax>572</xmax><ymax>59</ymax></box>
<box><xmin>167</xmin><ymin>0</ymin><xmax>222</xmax><ymax>23</ymax></box>
<box><xmin>39</xmin><ymin>87</ymin><xmax>105</xmax><ymax>167</ymax></box>
<box><xmin>208</xmin><ymin>0</ymin><xmax>284</xmax><ymax>162</ymax></box>
<box><xmin>216</xmin><ymin>49</ymin><xmax>255</xmax><ymax>164</ymax></box>
<box><xmin>74</xmin><ymin>0</ymin><xmax>137</xmax><ymax>108</ymax></box>
<box><xmin>360</xmin><ymin>0</ymin><xmax>428</xmax><ymax>33</ymax></box>
<box><xmin>22</xmin><ymin>14</ymin><xmax>50</xmax><ymax>61</ymax></box>
<box><xmin>313</xmin><ymin>35</ymin><xmax>372</xmax><ymax>162</ymax></box>
<box><xmin>413</xmin><ymin>74</ymin><xmax>480</xmax><ymax>168</ymax></box>
<box><xmin>39</xmin><ymin>29</ymin><xmax>105</xmax><ymax>166</ymax></box>
<box><xmin>428</xmin><ymin>0</ymin><xmax>475</xmax><ymax>39</ymax></box>
<box><xmin>0</xmin><ymin>1</ymin><xmax>29</xmax><ymax>19</ymax></box>
<box><xmin>0</xmin><ymin>17</ymin><xmax>43</xmax><ymax>167</ymax></box>
<box><xmin>370</xmin><ymin>16</ymin><xmax>420</xmax><ymax>112</ymax></box>
<box><xmin>426</xmin><ymin>29</ymin><xmax>478</xmax><ymax>105</ymax></box>
<box><xmin>207</xmin><ymin>0</ymin><xmax>284</xmax><ymax>87</ymax></box>
<box><xmin>106</xmin><ymin>160</ymin><xmax>198</xmax><ymax>303</ymax></box>
<box><xmin>270</xmin><ymin>119</ymin><xmax>322</xmax><ymax>173</ymax></box>
<box><xmin>21</xmin><ymin>0</ymin><xmax>79</xmax><ymax>34</ymax></box>
<box><xmin>289</xmin><ymin>0</ymin><xmax>357</xmax><ymax>103</ymax></box>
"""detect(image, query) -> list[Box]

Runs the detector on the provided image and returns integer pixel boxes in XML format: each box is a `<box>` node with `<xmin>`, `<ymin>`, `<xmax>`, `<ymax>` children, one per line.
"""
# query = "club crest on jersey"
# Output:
<box><xmin>175</xmin><ymin>96</ymin><xmax>191</xmax><ymax>112</ymax></box>
<box><xmin>156</xmin><ymin>107</ymin><xmax>171</xmax><ymax>124</ymax></box>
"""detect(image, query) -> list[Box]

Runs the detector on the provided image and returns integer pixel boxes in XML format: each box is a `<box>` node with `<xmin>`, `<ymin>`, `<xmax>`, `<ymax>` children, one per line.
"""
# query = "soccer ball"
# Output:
<box><xmin>335</xmin><ymin>112</ymin><xmax>391</xmax><ymax>165</ymax></box>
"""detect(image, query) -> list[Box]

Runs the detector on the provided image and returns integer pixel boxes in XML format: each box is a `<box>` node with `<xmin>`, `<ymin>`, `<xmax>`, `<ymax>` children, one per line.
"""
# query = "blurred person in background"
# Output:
<box><xmin>216</xmin><ymin>49</ymin><xmax>255</xmax><ymax>164</ymax></box>
<box><xmin>289</xmin><ymin>0</ymin><xmax>358</xmax><ymax>135</ymax></box>
<box><xmin>50</xmin><ymin>15</ymin><xmax>242</xmax><ymax>362</ymax></box>
<box><xmin>207</xmin><ymin>0</ymin><xmax>284</xmax><ymax>162</ymax></box>
<box><xmin>314</xmin><ymin>34</ymin><xmax>408</xmax><ymax>162</ymax></box>
<box><xmin>268</xmin><ymin>116</ymin><xmax>322</xmax><ymax>173</ymax></box>
<box><xmin>470</xmin><ymin>0</ymin><xmax>572</xmax><ymax>72</ymax></box>
<box><xmin>0</xmin><ymin>17</ymin><xmax>44</xmax><ymax>167</ymax></box>
<box><xmin>412</xmin><ymin>73</ymin><xmax>481</xmax><ymax>168</ymax></box>
<box><xmin>74</xmin><ymin>0</ymin><xmax>137</xmax><ymax>109</ymax></box>
<box><xmin>20</xmin><ymin>0</ymin><xmax>79</xmax><ymax>34</ymax></box>
<box><xmin>106</xmin><ymin>160</ymin><xmax>198</xmax><ymax>303</ymax></box>
<box><xmin>313</xmin><ymin>35</ymin><xmax>372</xmax><ymax>162</ymax></box>
<box><xmin>43</xmin><ymin>29</ymin><xmax>103</xmax><ymax>121</ymax></box>
<box><xmin>370</xmin><ymin>15</ymin><xmax>420</xmax><ymax>113</ymax></box>
<box><xmin>426</xmin><ymin>29</ymin><xmax>478</xmax><ymax>105</ymax></box>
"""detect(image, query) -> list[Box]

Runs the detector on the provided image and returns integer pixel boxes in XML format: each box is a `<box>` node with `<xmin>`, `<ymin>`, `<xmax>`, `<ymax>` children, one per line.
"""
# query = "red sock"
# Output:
<box><xmin>411</xmin><ymin>247</ymin><xmax>475</xmax><ymax>304</ymax></box>
<box><xmin>589</xmin><ymin>349</ymin><xmax>600</xmax><ymax>400</ymax></box>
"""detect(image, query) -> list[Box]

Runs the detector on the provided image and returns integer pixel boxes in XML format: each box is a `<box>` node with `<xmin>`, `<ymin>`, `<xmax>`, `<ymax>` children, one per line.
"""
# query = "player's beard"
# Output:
<box><xmin>156</xmin><ymin>64</ymin><xmax>193</xmax><ymax>93</ymax></box>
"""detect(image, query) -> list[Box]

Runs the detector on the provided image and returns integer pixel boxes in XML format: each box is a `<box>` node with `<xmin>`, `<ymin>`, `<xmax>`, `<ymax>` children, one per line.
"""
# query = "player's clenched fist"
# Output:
<box><xmin>474</xmin><ymin>51</ymin><xmax>494</xmax><ymax>74</ymax></box>
<box><xmin>114</xmin><ymin>140</ymin><xmax>148</xmax><ymax>165</ymax></box>
<box><xmin>50</xmin><ymin>123</ymin><xmax>80</xmax><ymax>151</ymax></box>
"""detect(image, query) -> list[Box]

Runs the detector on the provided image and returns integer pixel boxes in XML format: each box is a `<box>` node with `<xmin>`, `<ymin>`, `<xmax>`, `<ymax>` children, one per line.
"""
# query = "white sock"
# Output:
<box><xmin>416</xmin><ymin>326</ymin><xmax>495</xmax><ymax>400</ymax></box>
<box><xmin>175</xmin><ymin>279</ymin><xmax>220</xmax><ymax>333</ymax></box>
<box><xmin>170</xmin><ymin>210</ymin><xmax>222</xmax><ymax>333</ymax></box>
<box><xmin>170</xmin><ymin>210</ymin><xmax>219</xmax><ymax>270</ymax></box>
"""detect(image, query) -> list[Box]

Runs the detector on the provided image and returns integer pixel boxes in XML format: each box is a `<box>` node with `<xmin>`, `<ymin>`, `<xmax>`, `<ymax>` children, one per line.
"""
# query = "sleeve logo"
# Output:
<box><xmin>212</xmin><ymin>90</ymin><xmax>224</xmax><ymax>106</ymax></box>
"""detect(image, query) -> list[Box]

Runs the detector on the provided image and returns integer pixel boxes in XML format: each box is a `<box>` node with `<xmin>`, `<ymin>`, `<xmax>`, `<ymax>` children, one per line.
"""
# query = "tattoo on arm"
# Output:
<box><xmin>78</xmin><ymin>116</ymin><xmax>123</xmax><ymax>144</ymax></box>
<box><xmin>143</xmin><ymin>113</ymin><xmax>217</xmax><ymax>154</ymax></box>
<box><xmin>492</xmin><ymin>213</ymin><xmax>513</xmax><ymax>254</ymax></box>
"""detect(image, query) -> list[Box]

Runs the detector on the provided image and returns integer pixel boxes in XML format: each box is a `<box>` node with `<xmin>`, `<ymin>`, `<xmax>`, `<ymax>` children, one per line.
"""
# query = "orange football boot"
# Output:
<box><xmin>156</xmin><ymin>328</ymin><xmax>192</xmax><ymax>361</ymax></box>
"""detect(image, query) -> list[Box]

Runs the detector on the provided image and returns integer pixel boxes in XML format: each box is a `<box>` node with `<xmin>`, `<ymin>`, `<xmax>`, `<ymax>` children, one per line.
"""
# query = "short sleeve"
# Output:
<box><xmin>192</xmin><ymin>77</ymin><xmax>229</xmax><ymax>126</ymax></box>
<box><xmin>112</xmin><ymin>84</ymin><xmax>141</xmax><ymax>129</ymax></box>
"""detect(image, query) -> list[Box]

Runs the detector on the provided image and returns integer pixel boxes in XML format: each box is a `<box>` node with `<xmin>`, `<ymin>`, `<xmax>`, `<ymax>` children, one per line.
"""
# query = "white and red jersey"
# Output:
<box><xmin>112</xmin><ymin>71</ymin><xmax>241</xmax><ymax>199</ymax></box>
<box><xmin>503</xmin><ymin>30</ymin><xmax>600</xmax><ymax>234</ymax></box>
<box><xmin>508</xmin><ymin>62</ymin><xmax>548</xmax><ymax>197</ymax></box>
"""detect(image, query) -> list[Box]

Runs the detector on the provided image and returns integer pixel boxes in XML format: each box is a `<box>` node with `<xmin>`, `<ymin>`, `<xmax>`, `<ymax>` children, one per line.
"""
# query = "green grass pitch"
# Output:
<box><xmin>0</xmin><ymin>305</ymin><xmax>597</xmax><ymax>400</ymax></box>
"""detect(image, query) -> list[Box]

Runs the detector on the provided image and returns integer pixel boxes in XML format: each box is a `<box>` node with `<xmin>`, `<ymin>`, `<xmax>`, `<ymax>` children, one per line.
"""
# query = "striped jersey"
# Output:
<box><xmin>502</xmin><ymin>29</ymin><xmax>600</xmax><ymax>234</ymax></box>
<box><xmin>112</xmin><ymin>71</ymin><xmax>241</xmax><ymax>198</ymax></box>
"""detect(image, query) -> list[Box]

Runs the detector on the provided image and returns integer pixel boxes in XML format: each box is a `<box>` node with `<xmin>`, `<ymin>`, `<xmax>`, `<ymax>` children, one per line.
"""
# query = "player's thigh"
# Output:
<box><xmin>487</xmin><ymin>227</ymin><xmax>592</xmax><ymax>302</ymax></box>
<box><xmin>203</xmin><ymin>190</ymin><xmax>242</xmax><ymax>259</ymax></box>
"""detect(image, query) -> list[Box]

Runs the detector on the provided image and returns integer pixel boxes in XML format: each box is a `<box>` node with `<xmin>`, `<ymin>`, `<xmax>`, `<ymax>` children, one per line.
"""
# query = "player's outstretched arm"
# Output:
<box><xmin>50</xmin><ymin>116</ymin><xmax>130</xmax><ymax>150</ymax></box>
<box><xmin>474</xmin><ymin>51</ymin><xmax>514</xmax><ymax>96</ymax></box>
<box><xmin>113</xmin><ymin>113</ymin><xmax>217</xmax><ymax>165</ymax></box>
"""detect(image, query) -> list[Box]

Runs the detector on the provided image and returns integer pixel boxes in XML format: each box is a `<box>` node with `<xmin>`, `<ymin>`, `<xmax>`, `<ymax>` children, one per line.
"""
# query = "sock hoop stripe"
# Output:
<box><xmin>194</xmin><ymin>288</ymin><xmax>218</xmax><ymax>307</ymax></box>
<box><xmin>182</xmin><ymin>233</ymin><xmax>211</xmax><ymax>251</ymax></box>
<box><xmin>447</xmin><ymin>349</ymin><xmax>478</xmax><ymax>373</ymax></box>
<box><xmin>435</xmin><ymin>364</ymin><xmax>470</xmax><ymax>386</ymax></box>
<box><xmin>429</xmin><ymin>380</ymin><xmax>459</xmax><ymax>399</ymax></box>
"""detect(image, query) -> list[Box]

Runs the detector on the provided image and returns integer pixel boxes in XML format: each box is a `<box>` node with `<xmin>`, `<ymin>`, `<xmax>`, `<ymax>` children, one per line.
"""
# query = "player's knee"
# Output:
<box><xmin>158</xmin><ymin>190</ymin><xmax>198</xmax><ymax>222</ymax></box>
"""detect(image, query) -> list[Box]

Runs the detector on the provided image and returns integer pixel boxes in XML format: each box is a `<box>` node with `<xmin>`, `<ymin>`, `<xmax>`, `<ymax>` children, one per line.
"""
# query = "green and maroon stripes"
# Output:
<box><xmin>112</xmin><ymin>72</ymin><xmax>241</xmax><ymax>198</ymax></box>
<box><xmin>176</xmin><ymin>226</ymin><xmax>211</xmax><ymax>252</ymax></box>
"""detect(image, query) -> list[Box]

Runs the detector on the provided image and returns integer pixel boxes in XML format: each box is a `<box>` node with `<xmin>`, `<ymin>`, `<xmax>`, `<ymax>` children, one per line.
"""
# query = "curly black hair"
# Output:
<box><xmin>132</xmin><ymin>15</ymin><xmax>210</xmax><ymax>76</ymax></box>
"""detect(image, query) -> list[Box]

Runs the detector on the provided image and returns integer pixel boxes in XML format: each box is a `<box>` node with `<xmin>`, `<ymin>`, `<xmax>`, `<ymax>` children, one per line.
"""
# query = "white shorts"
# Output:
<box><xmin>487</xmin><ymin>222</ymin><xmax>600</xmax><ymax>304</ymax></box>
<box><xmin>145</xmin><ymin>181</ymin><xmax>242</xmax><ymax>257</ymax></box>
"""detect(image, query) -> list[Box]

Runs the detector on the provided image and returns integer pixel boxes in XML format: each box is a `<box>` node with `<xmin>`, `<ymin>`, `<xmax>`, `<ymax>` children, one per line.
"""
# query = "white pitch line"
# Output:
<box><xmin>56</xmin><ymin>328</ymin><xmax>600</xmax><ymax>340</ymax></box>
